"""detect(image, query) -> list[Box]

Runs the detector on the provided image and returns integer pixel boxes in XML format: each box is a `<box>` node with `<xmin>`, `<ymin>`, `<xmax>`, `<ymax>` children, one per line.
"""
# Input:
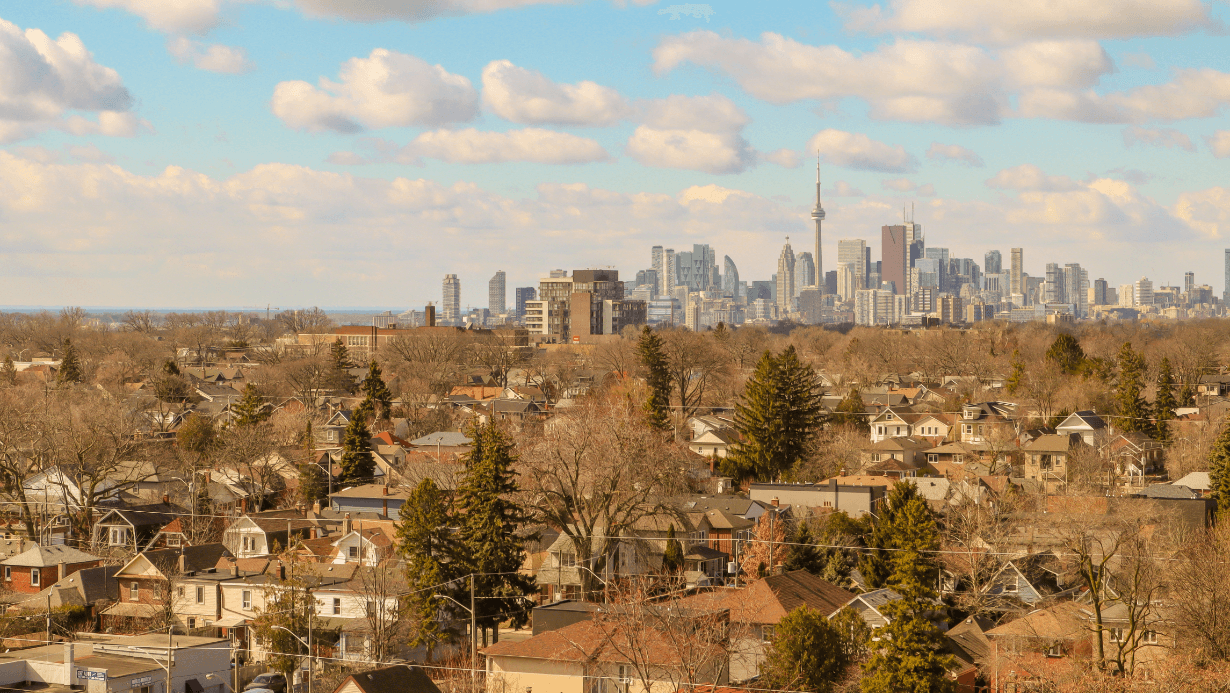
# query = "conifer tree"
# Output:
<box><xmin>338</xmin><ymin>407</ymin><xmax>375</xmax><ymax>483</ymax></box>
<box><xmin>662</xmin><ymin>524</ymin><xmax>684</xmax><ymax>574</ymax></box>
<box><xmin>637</xmin><ymin>327</ymin><xmax>672</xmax><ymax>431</ymax></box>
<box><xmin>454</xmin><ymin>423</ymin><xmax>536</xmax><ymax>642</ymax></box>
<box><xmin>1115</xmin><ymin>342</ymin><xmax>1153</xmax><ymax>436</ymax></box>
<box><xmin>783</xmin><ymin>522</ymin><xmax>825</xmax><ymax>575</ymax></box>
<box><xmin>360</xmin><ymin>360</ymin><xmax>394</xmax><ymax>419</ymax></box>
<box><xmin>724</xmin><ymin>346</ymin><xmax>824</xmax><ymax>482</ymax></box>
<box><xmin>1207</xmin><ymin>416</ymin><xmax>1230</xmax><ymax>520</ymax></box>
<box><xmin>57</xmin><ymin>338</ymin><xmax>82</xmax><ymax>385</ymax></box>
<box><xmin>832</xmin><ymin>386</ymin><xmax>869</xmax><ymax>433</ymax></box>
<box><xmin>1045</xmin><ymin>333</ymin><xmax>1086</xmax><ymax>375</ymax></box>
<box><xmin>1006</xmin><ymin>350</ymin><xmax>1025</xmax><ymax>395</ymax></box>
<box><xmin>1155</xmin><ymin>356</ymin><xmax>1178</xmax><ymax>443</ymax></box>
<box><xmin>397</xmin><ymin>477</ymin><xmax>460</xmax><ymax>659</ymax></box>
<box><xmin>231</xmin><ymin>383</ymin><xmax>268</xmax><ymax>427</ymax></box>
<box><xmin>859</xmin><ymin>482</ymin><xmax>937</xmax><ymax>589</ymax></box>
<box><xmin>760</xmin><ymin>606</ymin><xmax>849</xmax><ymax>693</ymax></box>
<box><xmin>1</xmin><ymin>356</ymin><xmax>15</xmax><ymax>385</ymax></box>
<box><xmin>329</xmin><ymin>339</ymin><xmax>355</xmax><ymax>390</ymax></box>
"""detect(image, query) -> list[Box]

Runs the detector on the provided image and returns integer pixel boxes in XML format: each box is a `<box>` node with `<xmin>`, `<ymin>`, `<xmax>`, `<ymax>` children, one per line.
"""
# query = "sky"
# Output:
<box><xmin>2</xmin><ymin>0</ymin><xmax>1230</xmax><ymax>309</ymax></box>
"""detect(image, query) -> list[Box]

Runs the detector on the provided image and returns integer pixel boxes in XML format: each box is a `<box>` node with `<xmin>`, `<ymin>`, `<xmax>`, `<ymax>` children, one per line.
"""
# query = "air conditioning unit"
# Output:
<box><xmin>727</xmin><ymin>562</ymin><xmax>738</xmax><ymax>575</ymax></box>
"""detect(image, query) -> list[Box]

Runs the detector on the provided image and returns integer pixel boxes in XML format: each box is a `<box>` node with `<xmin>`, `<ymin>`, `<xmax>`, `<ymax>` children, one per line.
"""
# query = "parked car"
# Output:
<box><xmin>244</xmin><ymin>673</ymin><xmax>287</xmax><ymax>693</ymax></box>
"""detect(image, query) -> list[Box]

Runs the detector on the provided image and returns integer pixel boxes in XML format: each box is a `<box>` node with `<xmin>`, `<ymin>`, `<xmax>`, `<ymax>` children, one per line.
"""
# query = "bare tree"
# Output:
<box><xmin>352</xmin><ymin>555</ymin><xmax>408</xmax><ymax>663</ymax></box>
<box><xmin>659</xmin><ymin>329</ymin><xmax>730</xmax><ymax>421</ymax></box>
<box><xmin>385</xmin><ymin>329</ymin><xmax>470</xmax><ymax>396</ymax></box>
<box><xmin>0</xmin><ymin>385</ymin><xmax>52</xmax><ymax>541</ymax></box>
<box><xmin>123</xmin><ymin>310</ymin><xmax>162</xmax><ymax>334</ymax></box>
<box><xmin>1170</xmin><ymin>523</ymin><xmax>1230</xmax><ymax>660</ymax></box>
<box><xmin>277</xmin><ymin>308</ymin><xmax>335</xmax><ymax>336</ymax></box>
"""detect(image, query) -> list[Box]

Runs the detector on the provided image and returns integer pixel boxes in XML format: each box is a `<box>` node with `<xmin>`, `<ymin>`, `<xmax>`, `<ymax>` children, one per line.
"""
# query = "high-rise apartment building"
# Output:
<box><xmin>723</xmin><ymin>256</ymin><xmax>740</xmax><ymax>299</ymax></box>
<box><xmin>1090</xmin><ymin>279</ymin><xmax>1107</xmax><ymax>306</ymax></box>
<box><xmin>651</xmin><ymin>246</ymin><xmax>664</xmax><ymax>297</ymax></box>
<box><xmin>812</xmin><ymin>157</ymin><xmax>826</xmax><ymax>290</ymax></box>
<box><xmin>836</xmin><ymin>240</ymin><xmax>867</xmax><ymax>299</ymax></box>
<box><xmin>776</xmin><ymin>238</ymin><xmax>796</xmax><ymax>314</ymax></box>
<box><xmin>515</xmin><ymin>286</ymin><xmax>536</xmax><ymax>317</ymax></box>
<box><xmin>794</xmin><ymin>252</ymin><xmax>815</xmax><ymax>294</ymax></box>
<box><xmin>530</xmin><ymin>269</ymin><xmax>644</xmax><ymax>341</ymax></box>
<box><xmin>442</xmin><ymin>274</ymin><xmax>460</xmax><ymax>324</ymax></box>
<box><xmin>1225</xmin><ymin>249</ymin><xmax>1230</xmax><ymax>305</ymax></box>
<box><xmin>1134</xmin><ymin>277</ymin><xmax>1154</xmax><ymax>307</ymax></box>
<box><xmin>488</xmin><ymin>270</ymin><xmax>506</xmax><ymax>315</ymax></box>
<box><xmin>664</xmin><ymin>248</ymin><xmax>676</xmax><ymax>297</ymax></box>
<box><xmin>1010</xmin><ymin>248</ymin><xmax>1024</xmax><ymax>298</ymax></box>
<box><xmin>676</xmin><ymin>244</ymin><xmax>717</xmax><ymax>291</ymax></box>
<box><xmin>882</xmin><ymin>225</ymin><xmax>909</xmax><ymax>295</ymax></box>
<box><xmin>985</xmin><ymin>250</ymin><xmax>1002</xmax><ymax>275</ymax></box>
<box><xmin>1064</xmin><ymin>263</ymin><xmax>1085</xmax><ymax>317</ymax></box>
<box><xmin>1185</xmin><ymin>271</ymin><xmax>1195</xmax><ymax>297</ymax></box>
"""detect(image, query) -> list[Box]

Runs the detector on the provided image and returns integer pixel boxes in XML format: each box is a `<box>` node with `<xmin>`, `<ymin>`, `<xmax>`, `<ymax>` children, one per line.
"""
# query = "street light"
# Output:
<box><xmin>434</xmin><ymin>575</ymin><xmax>478</xmax><ymax>684</ymax></box>
<box><xmin>269</xmin><ymin>611</ymin><xmax>313</xmax><ymax>693</ymax></box>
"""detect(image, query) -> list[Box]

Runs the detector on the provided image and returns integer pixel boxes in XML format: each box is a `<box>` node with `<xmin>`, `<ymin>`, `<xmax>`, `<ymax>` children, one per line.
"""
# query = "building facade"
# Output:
<box><xmin>488</xmin><ymin>270</ymin><xmax>506</xmax><ymax>315</ymax></box>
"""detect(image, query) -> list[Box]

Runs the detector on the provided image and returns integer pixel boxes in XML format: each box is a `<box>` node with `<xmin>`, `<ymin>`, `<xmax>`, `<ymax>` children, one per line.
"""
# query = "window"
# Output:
<box><xmin>242</xmin><ymin>590</ymin><xmax>252</xmax><ymax>610</ymax></box>
<box><xmin>30</xmin><ymin>569</ymin><xmax>39</xmax><ymax>586</ymax></box>
<box><xmin>617</xmin><ymin>665</ymin><xmax>632</xmax><ymax>683</ymax></box>
<box><xmin>1108</xmin><ymin>628</ymin><xmax>1125</xmax><ymax>643</ymax></box>
<box><xmin>366</xmin><ymin>600</ymin><xmax>376</xmax><ymax>618</ymax></box>
<box><xmin>333</xmin><ymin>598</ymin><xmax>342</xmax><ymax>615</ymax></box>
<box><xmin>349</xmin><ymin>546</ymin><xmax>359</xmax><ymax>559</ymax></box>
<box><xmin>877</xmin><ymin>426</ymin><xmax>885</xmax><ymax>435</ymax></box>
<box><xmin>188</xmin><ymin>617</ymin><xmax>197</xmax><ymax>629</ymax></box>
<box><xmin>328</xmin><ymin>430</ymin><xmax>336</xmax><ymax>442</ymax></box>
<box><xmin>1003</xmin><ymin>576</ymin><xmax>1018</xmax><ymax>593</ymax></box>
<box><xmin>110</xmin><ymin>527</ymin><xmax>127</xmax><ymax>546</ymax></box>
<box><xmin>561</xmin><ymin>552</ymin><xmax>576</xmax><ymax>567</ymax></box>
<box><xmin>886</xmin><ymin>413</ymin><xmax>894</xmax><ymax>420</ymax></box>
<box><xmin>3</xmin><ymin>567</ymin><xmax>9</xmax><ymax>581</ymax></box>
<box><xmin>963</xmin><ymin>424</ymin><xmax>972</xmax><ymax>434</ymax></box>
<box><xmin>196</xmin><ymin>586</ymin><xmax>205</xmax><ymax>604</ymax></box>
<box><xmin>1046</xmin><ymin>643</ymin><xmax>1063</xmax><ymax>657</ymax></box>
<box><xmin>1143</xmin><ymin>630</ymin><xmax>1158</xmax><ymax>645</ymax></box>
<box><xmin>130</xmin><ymin>582</ymin><xmax>139</xmax><ymax>601</ymax></box>
<box><xmin>762</xmin><ymin>625</ymin><xmax>776</xmax><ymax>642</ymax></box>
<box><xmin>167</xmin><ymin>536</ymin><xmax>181</xmax><ymax>547</ymax></box>
<box><xmin>154</xmin><ymin>583</ymin><xmax>163</xmax><ymax>599</ymax></box>
<box><xmin>177</xmin><ymin>586</ymin><xmax>185</xmax><ymax>599</ymax></box>
<box><xmin>242</xmin><ymin>536</ymin><xmax>250</xmax><ymax>552</ymax></box>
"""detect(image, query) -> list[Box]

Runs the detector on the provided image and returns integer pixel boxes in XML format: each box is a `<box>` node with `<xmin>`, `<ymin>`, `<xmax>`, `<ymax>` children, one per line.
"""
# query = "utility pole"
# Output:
<box><xmin>166</xmin><ymin>624</ymin><xmax>173</xmax><ymax>693</ymax></box>
<box><xmin>46</xmin><ymin>592</ymin><xmax>51</xmax><ymax>643</ymax></box>
<box><xmin>231</xmin><ymin>632</ymin><xmax>238</xmax><ymax>693</ymax></box>
<box><xmin>470</xmin><ymin>574</ymin><xmax>477</xmax><ymax>685</ymax></box>
<box><xmin>306</xmin><ymin>604</ymin><xmax>313</xmax><ymax>693</ymax></box>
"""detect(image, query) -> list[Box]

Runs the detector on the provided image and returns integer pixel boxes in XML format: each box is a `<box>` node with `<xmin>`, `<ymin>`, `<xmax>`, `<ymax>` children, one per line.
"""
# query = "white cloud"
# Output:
<box><xmin>806</xmin><ymin>129</ymin><xmax>917</xmax><ymax>173</ymax></box>
<box><xmin>839</xmin><ymin>0</ymin><xmax>1218</xmax><ymax>42</ymax></box>
<box><xmin>1208</xmin><ymin>131</ymin><xmax>1230</xmax><ymax>159</ymax></box>
<box><xmin>1173</xmin><ymin>187</ymin><xmax>1230</xmax><ymax>238</ymax></box>
<box><xmin>1121</xmin><ymin>52</ymin><xmax>1156</xmax><ymax>69</ymax></box>
<box><xmin>73</xmin><ymin>0</ymin><xmax>222</xmax><ymax>34</ymax></box>
<box><xmin>881</xmin><ymin>178</ymin><xmax>935</xmax><ymax>196</ymax></box>
<box><xmin>762</xmin><ymin>149</ymin><xmax>800</xmax><ymax>168</ymax></box>
<box><xmin>1000</xmin><ymin>41</ymin><xmax>1113</xmax><ymax>89</ymax></box>
<box><xmin>167</xmin><ymin>37</ymin><xmax>253</xmax><ymax>74</ymax></box>
<box><xmin>831</xmin><ymin>181</ymin><xmax>865</xmax><ymax>197</ymax></box>
<box><xmin>271</xmin><ymin>49</ymin><xmax>478</xmax><ymax>132</ymax></box>
<box><xmin>986</xmin><ymin>164</ymin><xmax>1081</xmax><ymax>192</ymax></box>
<box><xmin>1122</xmin><ymin>126</ymin><xmax>1195</xmax><ymax>152</ymax></box>
<box><xmin>926</xmin><ymin>142</ymin><xmax>984</xmax><ymax>166</ymax></box>
<box><xmin>288</xmin><ymin>0</ymin><xmax>619</xmax><ymax>22</ymax></box>
<box><xmin>1019</xmin><ymin>69</ymin><xmax>1230</xmax><ymax>123</ymax></box>
<box><xmin>481</xmin><ymin>60</ymin><xmax>630</xmax><ymax>126</ymax></box>
<box><xmin>0</xmin><ymin>19</ymin><xmax>138</xmax><ymax>143</ymax></box>
<box><xmin>626</xmin><ymin>94</ymin><xmax>757</xmax><ymax>174</ymax></box>
<box><xmin>406</xmin><ymin>128</ymin><xmax>609</xmax><ymax>164</ymax></box>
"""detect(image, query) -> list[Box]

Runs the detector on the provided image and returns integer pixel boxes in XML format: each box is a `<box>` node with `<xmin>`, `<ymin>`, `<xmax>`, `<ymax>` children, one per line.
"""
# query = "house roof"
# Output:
<box><xmin>1172</xmin><ymin>471</ymin><xmax>1211</xmax><ymax>491</ymax></box>
<box><xmin>2</xmin><ymin>544</ymin><xmax>100</xmax><ymax>567</ymax></box>
<box><xmin>338</xmin><ymin>665</ymin><xmax>442</xmax><ymax>693</ymax></box>
<box><xmin>1056</xmin><ymin>410</ymin><xmax>1106</xmax><ymax>431</ymax></box>
<box><xmin>329</xmin><ymin>484</ymin><xmax>411</xmax><ymax>500</ymax></box>
<box><xmin>1137</xmin><ymin>484</ymin><xmax>1198</xmax><ymax>499</ymax></box>
<box><xmin>694</xmin><ymin>508</ymin><xmax>754</xmax><ymax>531</ymax></box>
<box><xmin>677</xmin><ymin>571</ymin><xmax>855</xmax><ymax>625</ymax></box>
<box><xmin>1023</xmin><ymin>434</ymin><xmax>1081</xmax><ymax>453</ymax></box>
<box><xmin>984</xmin><ymin>601</ymin><xmax>1088</xmax><ymax>640</ymax></box>
<box><xmin>408</xmin><ymin>432</ymin><xmax>473</xmax><ymax>447</ymax></box>
<box><xmin>482</xmin><ymin>614</ymin><xmax>716</xmax><ymax>666</ymax></box>
<box><xmin>678</xmin><ymin>496</ymin><xmax>760</xmax><ymax>517</ymax></box>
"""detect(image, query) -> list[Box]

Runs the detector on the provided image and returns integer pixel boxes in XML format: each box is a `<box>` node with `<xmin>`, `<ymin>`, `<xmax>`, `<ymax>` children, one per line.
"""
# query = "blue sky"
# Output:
<box><xmin>2</xmin><ymin>0</ymin><xmax>1230</xmax><ymax>308</ymax></box>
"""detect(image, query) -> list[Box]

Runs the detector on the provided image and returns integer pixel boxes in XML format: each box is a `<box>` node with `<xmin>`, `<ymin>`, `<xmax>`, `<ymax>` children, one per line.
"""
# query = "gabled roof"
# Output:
<box><xmin>693</xmin><ymin>508</ymin><xmax>754</xmax><ymax>531</ymax></box>
<box><xmin>984</xmin><ymin>601</ymin><xmax>1087</xmax><ymax>640</ymax></box>
<box><xmin>1137</xmin><ymin>484</ymin><xmax>1198</xmax><ymax>499</ymax></box>
<box><xmin>340</xmin><ymin>665</ymin><xmax>441</xmax><ymax>693</ymax></box>
<box><xmin>2</xmin><ymin>544</ymin><xmax>100</xmax><ymax>567</ymax></box>
<box><xmin>1023</xmin><ymin>433</ymin><xmax>1082</xmax><ymax>453</ymax></box>
<box><xmin>1056</xmin><ymin>410</ymin><xmax>1106</xmax><ymax>431</ymax></box>
<box><xmin>408</xmin><ymin>432</ymin><xmax>473</xmax><ymax>447</ymax></box>
<box><xmin>1172</xmin><ymin>471</ymin><xmax>1211</xmax><ymax>491</ymax></box>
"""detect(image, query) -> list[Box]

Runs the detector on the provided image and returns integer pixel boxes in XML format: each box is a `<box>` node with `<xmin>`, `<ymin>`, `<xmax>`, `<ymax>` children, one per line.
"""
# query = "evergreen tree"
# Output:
<box><xmin>1045</xmin><ymin>333</ymin><xmax>1086</xmax><ymax>375</ymax></box>
<box><xmin>723</xmin><ymin>347</ymin><xmax>824</xmax><ymax>482</ymax></box>
<box><xmin>360</xmin><ymin>360</ymin><xmax>394</xmax><ymax>419</ymax></box>
<box><xmin>1</xmin><ymin>356</ymin><xmax>15</xmax><ymax>385</ymax></box>
<box><xmin>783</xmin><ymin>522</ymin><xmax>826</xmax><ymax>575</ymax></box>
<box><xmin>397</xmin><ymin>477</ymin><xmax>460</xmax><ymax>659</ymax></box>
<box><xmin>330</xmin><ymin>338</ymin><xmax>352</xmax><ymax>371</ymax></box>
<box><xmin>832</xmin><ymin>386</ymin><xmax>870</xmax><ymax>433</ymax></box>
<box><xmin>56</xmin><ymin>338</ymin><xmax>82</xmax><ymax>385</ymax></box>
<box><xmin>338</xmin><ymin>408</ymin><xmax>375</xmax><ymax>483</ymax></box>
<box><xmin>299</xmin><ymin>463</ymin><xmax>328</xmax><ymax>503</ymax></box>
<box><xmin>1207</xmin><ymin>416</ymin><xmax>1230</xmax><ymax>520</ymax></box>
<box><xmin>177</xmin><ymin>414</ymin><xmax>217</xmax><ymax>457</ymax></box>
<box><xmin>163</xmin><ymin>359</ymin><xmax>181</xmax><ymax>376</ymax></box>
<box><xmin>760</xmin><ymin>606</ymin><xmax>849</xmax><ymax>693</ymax></box>
<box><xmin>859</xmin><ymin>482</ymin><xmax>938</xmax><ymax>589</ymax></box>
<box><xmin>232</xmin><ymin>383</ymin><xmax>268</xmax><ymax>427</ymax></box>
<box><xmin>1155</xmin><ymin>356</ymin><xmax>1178</xmax><ymax>443</ymax></box>
<box><xmin>1006</xmin><ymin>350</ymin><xmax>1025</xmax><ymax>395</ymax></box>
<box><xmin>662</xmin><ymin>524</ymin><xmax>684</xmax><ymax>574</ymax></box>
<box><xmin>1115</xmin><ymin>342</ymin><xmax>1154</xmax><ymax>436</ymax></box>
<box><xmin>454</xmin><ymin>423</ymin><xmax>536</xmax><ymax>641</ymax></box>
<box><xmin>637</xmin><ymin>327</ymin><xmax>672</xmax><ymax>431</ymax></box>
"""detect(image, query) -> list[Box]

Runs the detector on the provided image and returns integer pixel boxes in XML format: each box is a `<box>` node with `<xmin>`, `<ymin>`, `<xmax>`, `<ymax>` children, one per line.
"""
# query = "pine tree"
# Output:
<box><xmin>783</xmin><ymin>522</ymin><xmax>825</xmax><ymax>575</ymax></box>
<box><xmin>454</xmin><ymin>423</ymin><xmax>536</xmax><ymax>641</ymax></box>
<box><xmin>760</xmin><ymin>606</ymin><xmax>849</xmax><ymax>693</ymax></box>
<box><xmin>338</xmin><ymin>408</ymin><xmax>375</xmax><ymax>483</ymax></box>
<box><xmin>662</xmin><ymin>524</ymin><xmax>684</xmax><ymax>574</ymax></box>
<box><xmin>859</xmin><ymin>482</ymin><xmax>937</xmax><ymax>589</ymax></box>
<box><xmin>832</xmin><ymin>386</ymin><xmax>869</xmax><ymax>433</ymax></box>
<box><xmin>1207</xmin><ymin>416</ymin><xmax>1230</xmax><ymax>520</ymax></box>
<box><xmin>1</xmin><ymin>356</ymin><xmax>15</xmax><ymax>385</ymax></box>
<box><xmin>330</xmin><ymin>338</ymin><xmax>352</xmax><ymax>371</ymax></box>
<box><xmin>1155</xmin><ymin>356</ymin><xmax>1178</xmax><ymax>443</ymax></box>
<box><xmin>232</xmin><ymin>383</ymin><xmax>268</xmax><ymax>427</ymax></box>
<box><xmin>1115</xmin><ymin>342</ymin><xmax>1154</xmax><ymax>436</ymax></box>
<box><xmin>637</xmin><ymin>327</ymin><xmax>672</xmax><ymax>431</ymax></box>
<box><xmin>397</xmin><ymin>477</ymin><xmax>460</xmax><ymax>659</ymax></box>
<box><xmin>57</xmin><ymin>338</ymin><xmax>82</xmax><ymax>385</ymax></box>
<box><xmin>1006</xmin><ymin>350</ymin><xmax>1025</xmax><ymax>395</ymax></box>
<box><xmin>1045</xmin><ymin>333</ymin><xmax>1086</xmax><ymax>375</ymax></box>
<box><xmin>360</xmin><ymin>360</ymin><xmax>394</xmax><ymax>419</ymax></box>
<box><xmin>723</xmin><ymin>347</ymin><xmax>824</xmax><ymax>482</ymax></box>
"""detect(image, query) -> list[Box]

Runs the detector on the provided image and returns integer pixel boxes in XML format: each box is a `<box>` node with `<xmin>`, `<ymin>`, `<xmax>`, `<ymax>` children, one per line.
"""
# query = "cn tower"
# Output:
<box><xmin>811</xmin><ymin>153</ymin><xmax>826</xmax><ymax>291</ymax></box>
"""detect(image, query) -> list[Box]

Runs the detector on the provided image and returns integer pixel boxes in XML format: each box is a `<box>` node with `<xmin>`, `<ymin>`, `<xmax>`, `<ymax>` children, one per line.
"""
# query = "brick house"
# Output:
<box><xmin>100</xmin><ymin>544</ymin><xmax>231</xmax><ymax>632</ymax></box>
<box><xmin>1</xmin><ymin>545</ymin><xmax>102</xmax><ymax>594</ymax></box>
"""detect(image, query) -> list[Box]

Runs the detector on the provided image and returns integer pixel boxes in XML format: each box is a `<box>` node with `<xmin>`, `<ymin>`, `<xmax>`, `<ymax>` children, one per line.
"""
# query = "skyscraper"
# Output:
<box><xmin>515</xmin><ymin>286</ymin><xmax>536</xmax><ymax>317</ymax></box>
<box><xmin>811</xmin><ymin>155</ymin><xmax>826</xmax><ymax>290</ymax></box>
<box><xmin>1223</xmin><ymin>248</ymin><xmax>1229</xmax><ymax>304</ymax></box>
<box><xmin>664</xmin><ymin>248</ymin><xmax>676</xmax><ymax>297</ymax></box>
<box><xmin>651</xmin><ymin>246</ymin><xmax>664</xmax><ymax>297</ymax></box>
<box><xmin>488</xmin><ymin>270</ymin><xmax>506</xmax><ymax>314</ymax></box>
<box><xmin>442</xmin><ymin>274</ymin><xmax>460</xmax><ymax>324</ymax></box>
<box><xmin>882</xmin><ymin>225</ymin><xmax>908</xmax><ymax>295</ymax></box>
<box><xmin>985</xmin><ymin>250</ymin><xmax>1002</xmax><ymax>275</ymax></box>
<box><xmin>723</xmin><ymin>256</ymin><xmax>740</xmax><ymax>299</ymax></box>
<box><xmin>1064</xmin><ymin>263</ymin><xmax>1085</xmax><ymax>317</ymax></box>
<box><xmin>776</xmin><ymin>238</ymin><xmax>796</xmax><ymax>314</ymax></box>
<box><xmin>794</xmin><ymin>252</ymin><xmax>815</xmax><ymax>294</ymax></box>
<box><xmin>837</xmin><ymin>239</ymin><xmax>867</xmax><ymax>299</ymax></box>
<box><xmin>1185</xmin><ymin>271</ymin><xmax>1195</xmax><ymax>297</ymax></box>
<box><xmin>1010</xmin><ymin>248</ymin><xmax>1024</xmax><ymax>298</ymax></box>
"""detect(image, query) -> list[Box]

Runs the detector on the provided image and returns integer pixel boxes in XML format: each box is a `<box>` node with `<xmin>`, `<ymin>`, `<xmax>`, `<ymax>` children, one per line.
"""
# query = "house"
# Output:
<box><xmin>956</xmin><ymin>402</ymin><xmax>1018</xmax><ymax>444</ymax></box>
<box><xmin>685</xmin><ymin>508</ymin><xmax>754</xmax><ymax>561</ymax></box>
<box><xmin>982</xmin><ymin>551</ymin><xmax>1077</xmax><ymax>609</ymax></box>
<box><xmin>678</xmin><ymin>496</ymin><xmax>770</xmax><ymax>523</ymax></box>
<box><xmin>1197</xmin><ymin>373</ymin><xmax>1230</xmax><ymax>398</ymax></box>
<box><xmin>1055</xmin><ymin>410</ymin><xmax>1108</xmax><ymax>445</ymax></box>
<box><xmin>1020</xmin><ymin>434</ymin><xmax>1083</xmax><ymax>487</ymax></box>
<box><xmin>8</xmin><ymin>564</ymin><xmax>119</xmax><ymax>617</ymax></box>
<box><xmin>332</xmin><ymin>665</ymin><xmax>442</xmax><ymax>693</ymax></box>
<box><xmin>687</xmin><ymin>415</ymin><xmax>735</xmax><ymax>440</ymax></box>
<box><xmin>483</xmin><ymin>612</ymin><xmax>730</xmax><ymax>693</ymax></box>
<box><xmin>330</xmin><ymin>528</ymin><xmax>394</xmax><ymax>566</ymax></box>
<box><xmin>0</xmin><ymin>545</ymin><xmax>101</xmax><ymax>594</ymax></box>
<box><xmin>1101</xmin><ymin>432</ymin><xmax>1165</xmax><ymax>479</ymax></box>
<box><xmin>689</xmin><ymin>429</ymin><xmax>736</xmax><ymax>459</ymax></box>
<box><xmin>223</xmin><ymin>512</ymin><xmax>320</xmax><ymax>558</ymax></box>
<box><xmin>316</xmin><ymin>410</ymin><xmax>354</xmax><ymax>448</ymax></box>
<box><xmin>531</xmin><ymin>600</ymin><xmax>601</xmax><ymax>636</ymax></box>
<box><xmin>750</xmin><ymin>477</ymin><xmax>892</xmax><ymax>518</ymax></box>
<box><xmin>1170</xmin><ymin>471</ymin><xmax>1211</xmax><ymax>497</ymax></box>
<box><xmin>101</xmin><ymin>545</ymin><xmax>232</xmax><ymax>632</ymax></box>
<box><xmin>328</xmin><ymin>485</ymin><xmax>409</xmax><ymax>518</ymax></box>
<box><xmin>864</xmin><ymin>436</ymin><xmax>933</xmax><ymax>469</ymax></box>
<box><xmin>984</xmin><ymin>601</ymin><xmax>1092</xmax><ymax>689</ymax></box>
<box><xmin>835</xmin><ymin>588</ymin><xmax>948</xmax><ymax>632</ymax></box>
<box><xmin>868</xmin><ymin>406</ymin><xmax>922</xmax><ymax>443</ymax></box>
<box><xmin>406</xmin><ymin>431</ymin><xmax>473</xmax><ymax>458</ymax></box>
<box><xmin>92</xmin><ymin>503</ymin><xmax>183</xmax><ymax>553</ymax></box>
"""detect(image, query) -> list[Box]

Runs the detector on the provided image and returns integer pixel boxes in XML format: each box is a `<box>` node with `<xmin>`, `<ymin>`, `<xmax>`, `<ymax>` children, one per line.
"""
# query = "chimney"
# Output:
<box><xmin>204</xmin><ymin>471</ymin><xmax>211</xmax><ymax>483</ymax></box>
<box><xmin>231</xmin><ymin>565</ymin><xmax>239</xmax><ymax>577</ymax></box>
<box><xmin>312</xmin><ymin>500</ymin><xmax>321</xmax><ymax>515</ymax></box>
<box><xmin>162</xmin><ymin>494</ymin><xmax>169</xmax><ymax>505</ymax></box>
<box><xmin>770</xmin><ymin>497</ymin><xmax>779</xmax><ymax>508</ymax></box>
<box><xmin>382</xmin><ymin>498</ymin><xmax>388</xmax><ymax>518</ymax></box>
<box><xmin>241</xmin><ymin>498</ymin><xmax>248</xmax><ymax>514</ymax></box>
<box><xmin>178</xmin><ymin>553</ymin><xmax>186</xmax><ymax>574</ymax></box>
<box><xmin>382</xmin><ymin>486</ymin><xmax>388</xmax><ymax>495</ymax></box>
<box><xmin>343</xmin><ymin>513</ymin><xmax>351</xmax><ymax>535</ymax></box>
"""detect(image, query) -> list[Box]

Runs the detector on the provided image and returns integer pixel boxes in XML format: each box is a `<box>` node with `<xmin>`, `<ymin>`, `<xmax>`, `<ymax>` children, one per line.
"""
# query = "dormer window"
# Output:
<box><xmin>964</xmin><ymin>409</ymin><xmax>977</xmax><ymax>420</ymax></box>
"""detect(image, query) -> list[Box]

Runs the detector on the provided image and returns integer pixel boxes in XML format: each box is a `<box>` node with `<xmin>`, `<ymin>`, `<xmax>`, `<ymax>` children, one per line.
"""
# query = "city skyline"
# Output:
<box><xmin>1</xmin><ymin>2</ymin><xmax>1229</xmax><ymax>309</ymax></box>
